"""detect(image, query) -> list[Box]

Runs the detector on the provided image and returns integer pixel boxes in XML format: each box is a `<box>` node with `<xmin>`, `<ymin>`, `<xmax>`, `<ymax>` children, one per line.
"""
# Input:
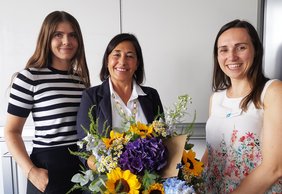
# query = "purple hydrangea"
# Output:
<box><xmin>118</xmin><ymin>137</ymin><xmax>167</xmax><ymax>174</ymax></box>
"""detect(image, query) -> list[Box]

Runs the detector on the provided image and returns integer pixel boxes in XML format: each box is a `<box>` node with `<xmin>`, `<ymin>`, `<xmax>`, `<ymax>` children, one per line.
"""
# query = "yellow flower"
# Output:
<box><xmin>152</xmin><ymin>120</ymin><xmax>167</xmax><ymax>137</ymax></box>
<box><xmin>105</xmin><ymin>167</ymin><xmax>141</xmax><ymax>194</ymax></box>
<box><xmin>102</xmin><ymin>130</ymin><xmax>124</xmax><ymax>149</ymax></box>
<box><xmin>182</xmin><ymin>149</ymin><xmax>204</xmax><ymax>177</ymax></box>
<box><xmin>143</xmin><ymin>183</ymin><xmax>164</xmax><ymax>194</ymax></box>
<box><xmin>130</xmin><ymin>121</ymin><xmax>153</xmax><ymax>138</ymax></box>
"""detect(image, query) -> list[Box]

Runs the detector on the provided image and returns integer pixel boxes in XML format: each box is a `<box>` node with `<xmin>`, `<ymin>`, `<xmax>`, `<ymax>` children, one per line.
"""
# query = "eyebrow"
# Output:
<box><xmin>112</xmin><ymin>50</ymin><xmax>136</xmax><ymax>54</ymax></box>
<box><xmin>54</xmin><ymin>30</ymin><xmax>76</xmax><ymax>34</ymax></box>
<box><xmin>218</xmin><ymin>42</ymin><xmax>248</xmax><ymax>49</ymax></box>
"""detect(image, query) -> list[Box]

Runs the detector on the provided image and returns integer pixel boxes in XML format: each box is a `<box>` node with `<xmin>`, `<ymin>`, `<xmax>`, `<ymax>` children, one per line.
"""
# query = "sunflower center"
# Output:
<box><xmin>149</xmin><ymin>190</ymin><xmax>162</xmax><ymax>194</ymax></box>
<box><xmin>115</xmin><ymin>178</ymin><xmax>130</xmax><ymax>193</ymax></box>
<box><xmin>187</xmin><ymin>158</ymin><xmax>194</xmax><ymax>169</ymax></box>
<box><xmin>140</xmin><ymin>129</ymin><xmax>147</xmax><ymax>133</ymax></box>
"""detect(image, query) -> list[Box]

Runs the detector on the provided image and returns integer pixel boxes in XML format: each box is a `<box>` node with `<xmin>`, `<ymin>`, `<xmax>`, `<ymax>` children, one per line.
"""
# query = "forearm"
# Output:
<box><xmin>231</xmin><ymin>163</ymin><xmax>280</xmax><ymax>194</ymax></box>
<box><xmin>4</xmin><ymin>131</ymin><xmax>34</xmax><ymax>177</ymax></box>
<box><xmin>201</xmin><ymin>148</ymin><xmax>208</xmax><ymax>166</ymax></box>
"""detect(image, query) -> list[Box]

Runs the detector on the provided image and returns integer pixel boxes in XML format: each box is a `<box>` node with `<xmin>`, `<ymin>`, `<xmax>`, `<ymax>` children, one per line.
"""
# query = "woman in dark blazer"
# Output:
<box><xmin>76</xmin><ymin>33</ymin><xmax>164</xmax><ymax>140</ymax></box>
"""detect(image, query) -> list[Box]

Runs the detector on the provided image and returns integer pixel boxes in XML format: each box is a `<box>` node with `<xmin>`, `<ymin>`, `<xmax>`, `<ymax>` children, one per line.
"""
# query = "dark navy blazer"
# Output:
<box><xmin>76</xmin><ymin>79</ymin><xmax>164</xmax><ymax>140</ymax></box>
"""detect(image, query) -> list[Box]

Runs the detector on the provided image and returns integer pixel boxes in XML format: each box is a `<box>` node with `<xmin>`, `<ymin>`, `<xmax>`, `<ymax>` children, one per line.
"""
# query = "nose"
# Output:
<box><xmin>228</xmin><ymin>49</ymin><xmax>239</xmax><ymax>61</ymax></box>
<box><xmin>119</xmin><ymin>54</ymin><xmax>126</xmax><ymax>65</ymax></box>
<box><xmin>62</xmin><ymin>35</ymin><xmax>70</xmax><ymax>45</ymax></box>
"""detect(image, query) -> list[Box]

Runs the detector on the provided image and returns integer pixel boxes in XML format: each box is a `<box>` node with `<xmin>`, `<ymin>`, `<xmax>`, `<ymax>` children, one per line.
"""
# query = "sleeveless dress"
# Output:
<box><xmin>204</xmin><ymin>80</ymin><xmax>282</xmax><ymax>194</ymax></box>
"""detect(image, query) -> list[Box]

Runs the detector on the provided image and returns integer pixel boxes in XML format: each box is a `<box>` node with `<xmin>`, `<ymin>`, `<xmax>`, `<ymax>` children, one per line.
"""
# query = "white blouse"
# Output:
<box><xmin>109</xmin><ymin>79</ymin><xmax>148</xmax><ymax>130</ymax></box>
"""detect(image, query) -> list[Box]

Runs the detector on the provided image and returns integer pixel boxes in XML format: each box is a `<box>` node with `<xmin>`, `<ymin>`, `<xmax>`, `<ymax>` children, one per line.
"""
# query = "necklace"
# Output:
<box><xmin>112</xmin><ymin>94</ymin><xmax>138</xmax><ymax>119</ymax></box>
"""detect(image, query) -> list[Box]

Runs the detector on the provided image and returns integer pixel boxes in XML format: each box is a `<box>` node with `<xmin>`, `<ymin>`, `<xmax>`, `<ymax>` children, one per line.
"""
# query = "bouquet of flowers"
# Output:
<box><xmin>68</xmin><ymin>95</ymin><xmax>204</xmax><ymax>194</ymax></box>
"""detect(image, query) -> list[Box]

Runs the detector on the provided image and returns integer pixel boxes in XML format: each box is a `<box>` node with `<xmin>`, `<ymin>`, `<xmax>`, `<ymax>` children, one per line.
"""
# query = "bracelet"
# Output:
<box><xmin>27</xmin><ymin>165</ymin><xmax>35</xmax><ymax>179</ymax></box>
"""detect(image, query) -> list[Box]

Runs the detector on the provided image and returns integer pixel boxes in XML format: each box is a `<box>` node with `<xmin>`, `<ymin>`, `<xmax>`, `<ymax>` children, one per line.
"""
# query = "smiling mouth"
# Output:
<box><xmin>60</xmin><ymin>48</ymin><xmax>73</xmax><ymax>50</ymax></box>
<box><xmin>116</xmin><ymin>67</ymin><xmax>127</xmax><ymax>72</ymax></box>
<box><xmin>227</xmin><ymin>64</ymin><xmax>241</xmax><ymax>70</ymax></box>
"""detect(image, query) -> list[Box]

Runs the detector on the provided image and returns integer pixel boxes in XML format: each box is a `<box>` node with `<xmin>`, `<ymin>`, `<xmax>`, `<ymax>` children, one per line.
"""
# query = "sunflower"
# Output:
<box><xmin>143</xmin><ymin>183</ymin><xmax>164</xmax><ymax>194</ymax></box>
<box><xmin>105</xmin><ymin>167</ymin><xmax>141</xmax><ymax>194</ymax></box>
<box><xmin>102</xmin><ymin>130</ymin><xmax>124</xmax><ymax>148</ymax></box>
<box><xmin>182</xmin><ymin>149</ymin><xmax>203</xmax><ymax>177</ymax></box>
<box><xmin>130</xmin><ymin>121</ymin><xmax>153</xmax><ymax>138</ymax></box>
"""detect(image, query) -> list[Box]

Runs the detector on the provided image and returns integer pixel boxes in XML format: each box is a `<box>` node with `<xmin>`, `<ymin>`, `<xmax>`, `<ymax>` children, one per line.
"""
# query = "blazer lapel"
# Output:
<box><xmin>138</xmin><ymin>95</ymin><xmax>154</xmax><ymax>123</ymax></box>
<box><xmin>97</xmin><ymin>80</ymin><xmax>112</xmax><ymax>134</ymax></box>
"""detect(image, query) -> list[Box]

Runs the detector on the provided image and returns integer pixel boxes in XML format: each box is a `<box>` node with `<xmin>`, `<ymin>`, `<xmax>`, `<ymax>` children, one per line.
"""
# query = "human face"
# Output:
<box><xmin>217</xmin><ymin>28</ymin><xmax>255</xmax><ymax>80</ymax></box>
<box><xmin>51</xmin><ymin>22</ymin><xmax>78</xmax><ymax>70</ymax></box>
<box><xmin>108</xmin><ymin>41</ymin><xmax>138</xmax><ymax>85</ymax></box>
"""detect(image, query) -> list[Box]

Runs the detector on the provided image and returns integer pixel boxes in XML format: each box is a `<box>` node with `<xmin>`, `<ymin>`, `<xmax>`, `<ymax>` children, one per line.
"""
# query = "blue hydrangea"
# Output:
<box><xmin>163</xmin><ymin>177</ymin><xmax>195</xmax><ymax>194</ymax></box>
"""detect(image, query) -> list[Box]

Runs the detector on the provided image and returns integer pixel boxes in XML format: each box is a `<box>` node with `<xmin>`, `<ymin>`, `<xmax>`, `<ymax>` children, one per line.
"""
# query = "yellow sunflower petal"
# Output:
<box><xmin>145</xmin><ymin>183</ymin><xmax>164</xmax><ymax>194</ymax></box>
<box><xmin>182</xmin><ymin>149</ymin><xmax>204</xmax><ymax>176</ymax></box>
<box><xmin>102</xmin><ymin>130</ymin><xmax>124</xmax><ymax>148</ymax></box>
<box><xmin>106</xmin><ymin>167</ymin><xmax>141</xmax><ymax>194</ymax></box>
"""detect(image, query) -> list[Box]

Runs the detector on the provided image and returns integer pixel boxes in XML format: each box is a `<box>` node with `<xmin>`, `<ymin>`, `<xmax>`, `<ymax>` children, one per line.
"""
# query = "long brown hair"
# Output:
<box><xmin>212</xmin><ymin>19</ymin><xmax>268</xmax><ymax>111</ymax></box>
<box><xmin>26</xmin><ymin>11</ymin><xmax>90</xmax><ymax>87</ymax></box>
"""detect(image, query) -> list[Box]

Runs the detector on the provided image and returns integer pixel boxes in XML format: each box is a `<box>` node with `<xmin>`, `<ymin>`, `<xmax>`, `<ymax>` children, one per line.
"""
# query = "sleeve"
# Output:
<box><xmin>76</xmin><ymin>89</ymin><xmax>95</xmax><ymax>140</ymax></box>
<box><xmin>7</xmin><ymin>71</ymin><xmax>34</xmax><ymax>118</ymax></box>
<box><xmin>76</xmin><ymin>88</ymin><xmax>98</xmax><ymax>167</ymax></box>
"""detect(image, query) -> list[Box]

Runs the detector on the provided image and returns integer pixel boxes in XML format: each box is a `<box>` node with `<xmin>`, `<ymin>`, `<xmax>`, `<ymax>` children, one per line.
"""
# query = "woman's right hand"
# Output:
<box><xmin>28</xmin><ymin>166</ymin><xmax>49</xmax><ymax>192</ymax></box>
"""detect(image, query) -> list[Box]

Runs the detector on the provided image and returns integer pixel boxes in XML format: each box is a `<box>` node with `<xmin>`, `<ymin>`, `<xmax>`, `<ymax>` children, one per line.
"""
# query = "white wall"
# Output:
<box><xmin>0</xmin><ymin>0</ymin><xmax>121</xmax><ymax>127</ymax></box>
<box><xmin>0</xmin><ymin>0</ymin><xmax>259</xmax><ymax>193</ymax></box>
<box><xmin>121</xmin><ymin>0</ymin><xmax>258</xmax><ymax>123</ymax></box>
<box><xmin>0</xmin><ymin>0</ymin><xmax>259</xmax><ymax>127</ymax></box>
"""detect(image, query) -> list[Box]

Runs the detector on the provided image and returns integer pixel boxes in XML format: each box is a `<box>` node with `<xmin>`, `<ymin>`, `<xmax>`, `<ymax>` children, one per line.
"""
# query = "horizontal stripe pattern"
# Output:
<box><xmin>8</xmin><ymin>67</ymin><xmax>85</xmax><ymax>148</ymax></box>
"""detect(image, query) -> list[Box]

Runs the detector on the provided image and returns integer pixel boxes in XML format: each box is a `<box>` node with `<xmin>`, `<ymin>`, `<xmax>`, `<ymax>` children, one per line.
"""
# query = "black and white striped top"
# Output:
<box><xmin>8</xmin><ymin>67</ymin><xmax>86</xmax><ymax>148</ymax></box>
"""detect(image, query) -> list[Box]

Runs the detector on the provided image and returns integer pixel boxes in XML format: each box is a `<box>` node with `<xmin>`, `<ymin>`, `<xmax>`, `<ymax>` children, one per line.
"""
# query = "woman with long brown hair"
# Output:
<box><xmin>202</xmin><ymin>19</ymin><xmax>282</xmax><ymax>193</ymax></box>
<box><xmin>4</xmin><ymin>11</ymin><xmax>90</xmax><ymax>193</ymax></box>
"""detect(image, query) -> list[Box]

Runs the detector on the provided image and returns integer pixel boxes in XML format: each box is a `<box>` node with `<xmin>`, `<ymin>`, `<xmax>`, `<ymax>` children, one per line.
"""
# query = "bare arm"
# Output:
<box><xmin>201</xmin><ymin>148</ymin><xmax>208</xmax><ymax>166</ymax></box>
<box><xmin>4</xmin><ymin>114</ymin><xmax>48</xmax><ymax>192</ymax></box>
<box><xmin>201</xmin><ymin>94</ymin><xmax>214</xmax><ymax>166</ymax></box>
<box><xmin>231</xmin><ymin>81</ymin><xmax>282</xmax><ymax>193</ymax></box>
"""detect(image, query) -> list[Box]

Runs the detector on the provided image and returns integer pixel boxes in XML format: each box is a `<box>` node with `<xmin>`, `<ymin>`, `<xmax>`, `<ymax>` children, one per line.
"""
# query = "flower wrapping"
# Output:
<box><xmin>161</xmin><ymin>134</ymin><xmax>187</xmax><ymax>178</ymax></box>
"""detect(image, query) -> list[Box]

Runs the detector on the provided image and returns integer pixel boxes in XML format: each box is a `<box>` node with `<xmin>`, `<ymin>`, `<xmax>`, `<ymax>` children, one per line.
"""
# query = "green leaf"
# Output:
<box><xmin>69</xmin><ymin>148</ymin><xmax>89</xmax><ymax>159</ymax></box>
<box><xmin>142</xmin><ymin>171</ymin><xmax>160</xmax><ymax>190</ymax></box>
<box><xmin>66</xmin><ymin>183</ymin><xmax>83</xmax><ymax>194</ymax></box>
<box><xmin>88</xmin><ymin>175</ymin><xmax>107</xmax><ymax>193</ymax></box>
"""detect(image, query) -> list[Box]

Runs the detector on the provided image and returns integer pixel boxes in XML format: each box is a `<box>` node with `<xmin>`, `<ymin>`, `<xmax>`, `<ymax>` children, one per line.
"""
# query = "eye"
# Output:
<box><xmin>69</xmin><ymin>32</ymin><xmax>77</xmax><ymax>39</ymax></box>
<box><xmin>236</xmin><ymin>45</ymin><xmax>247</xmax><ymax>51</ymax></box>
<box><xmin>53</xmin><ymin>32</ymin><xmax>63</xmax><ymax>38</ymax></box>
<box><xmin>218</xmin><ymin>47</ymin><xmax>228</xmax><ymax>54</ymax></box>
<box><xmin>111</xmin><ymin>52</ymin><xmax>121</xmax><ymax>58</ymax></box>
<box><xmin>126</xmin><ymin>53</ymin><xmax>136</xmax><ymax>58</ymax></box>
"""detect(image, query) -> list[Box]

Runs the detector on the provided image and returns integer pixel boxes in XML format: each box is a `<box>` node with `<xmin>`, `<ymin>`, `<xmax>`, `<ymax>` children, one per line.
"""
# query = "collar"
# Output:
<box><xmin>109</xmin><ymin>79</ymin><xmax>146</xmax><ymax>101</ymax></box>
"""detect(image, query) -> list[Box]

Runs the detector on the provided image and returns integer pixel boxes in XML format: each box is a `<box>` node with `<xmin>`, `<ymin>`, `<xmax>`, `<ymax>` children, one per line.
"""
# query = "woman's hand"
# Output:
<box><xmin>28</xmin><ymin>166</ymin><xmax>49</xmax><ymax>192</ymax></box>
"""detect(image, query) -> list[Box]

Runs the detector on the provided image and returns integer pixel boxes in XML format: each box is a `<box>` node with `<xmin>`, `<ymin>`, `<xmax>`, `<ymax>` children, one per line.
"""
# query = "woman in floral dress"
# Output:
<box><xmin>202</xmin><ymin>19</ymin><xmax>282</xmax><ymax>193</ymax></box>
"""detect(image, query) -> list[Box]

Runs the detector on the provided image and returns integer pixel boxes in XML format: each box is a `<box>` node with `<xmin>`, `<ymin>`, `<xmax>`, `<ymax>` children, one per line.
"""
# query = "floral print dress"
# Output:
<box><xmin>204</xmin><ymin>80</ymin><xmax>282</xmax><ymax>194</ymax></box>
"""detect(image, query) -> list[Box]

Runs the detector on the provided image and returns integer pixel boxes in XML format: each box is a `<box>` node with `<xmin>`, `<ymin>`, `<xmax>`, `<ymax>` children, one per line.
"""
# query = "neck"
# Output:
<box><xmin>52</xmin><ymin>58</ymin><xmax>71</xmax><ymax>71</ymax></box>
<box><xmin>227</xmin><ymin>79</ymin><xmax>252</xmax><ymax>98</ymax></box>
<box><xmin>111</xmin><ymin>80</ymin><xmax>133</xmax><ymax>104</ymax></box>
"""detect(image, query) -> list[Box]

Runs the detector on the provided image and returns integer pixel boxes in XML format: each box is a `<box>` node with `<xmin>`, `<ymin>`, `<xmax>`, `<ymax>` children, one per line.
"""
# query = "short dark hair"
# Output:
<box><xmin>100</xmin><ymin>33</ymin><xmax>145</xmax><ymax>85</ymax></box>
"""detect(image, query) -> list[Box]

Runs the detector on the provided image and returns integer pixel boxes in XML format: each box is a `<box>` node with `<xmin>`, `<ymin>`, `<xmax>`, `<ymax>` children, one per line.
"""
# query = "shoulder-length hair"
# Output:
<box><xmin>100</xmin><ymin>33</ymin><xmax>145</xmax><ymax>85</ymax></box>
<box><xmin>212</xmin><ymin>19</ymin><xmax>268</xmax><ymax>111</ymax></box>
<box><xmin>25</xmin><ymin>11</ymin><xmax>90</xmax><ymax>87</ymax></box>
